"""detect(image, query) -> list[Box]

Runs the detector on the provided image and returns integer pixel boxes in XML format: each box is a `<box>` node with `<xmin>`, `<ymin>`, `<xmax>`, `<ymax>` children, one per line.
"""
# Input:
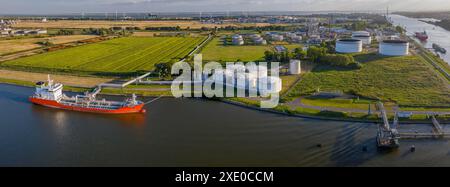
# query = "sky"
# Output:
<box><xmin>1</xmin><ymin>0</ymin><xmax>450</xmax><ymax>14</ymax></box>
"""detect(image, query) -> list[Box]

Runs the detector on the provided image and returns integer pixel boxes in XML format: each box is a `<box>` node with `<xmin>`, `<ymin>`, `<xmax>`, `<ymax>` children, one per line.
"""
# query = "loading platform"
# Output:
<box><xmin>376</xmin><ymin>102</ymin><xmax>400</xmax><ymax>149</ymax></box>
<box><xmin>398</xmin><ymin>116</ymin><xmax>449</xmax><ymax>139</ymax></box>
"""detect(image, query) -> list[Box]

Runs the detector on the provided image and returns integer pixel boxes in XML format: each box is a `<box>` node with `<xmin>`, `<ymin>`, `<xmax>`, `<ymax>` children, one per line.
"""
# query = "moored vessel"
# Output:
<box><xmin>415</xmin><ymin>31</ymin><xmax>428</xmax><ymax>41</ymax></box>
<box><xmin>29</xmin><ymin>76</ymin><xmax>145</xmax><ymax>114</ymax></box>
<box><xmin>432</xmin><ymin>43</ymin><xmax>447</xmax><ymax>54</ymax></box>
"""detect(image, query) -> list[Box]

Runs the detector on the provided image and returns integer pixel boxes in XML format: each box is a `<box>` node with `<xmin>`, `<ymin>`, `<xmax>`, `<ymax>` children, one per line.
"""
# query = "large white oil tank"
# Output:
<box><xmin>336</xmin><ymin>39</ymin><xmax>363</xmax><ymax>53</ymax></box>
<box><xmin>379</xmin><ymin>40</ymin><xmax>409</xmax><ymax>56</ymax></box>
<box><xmin>352</xmin><ymin>31</ymin><xmax>370</xmax><ymax>37</ymax></box>
<box><xmin>352</xmin><ymin>35</ymin><xmax>372</xmax><ymax>45</ymax></box>
<box><xmin>289</xmin><ymin>60</ymin><xmax>301</xmax><ymax>75</ymax></box>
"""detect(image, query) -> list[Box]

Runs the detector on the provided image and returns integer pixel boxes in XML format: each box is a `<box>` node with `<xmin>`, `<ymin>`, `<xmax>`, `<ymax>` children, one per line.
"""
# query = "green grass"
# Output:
<box><xmin>280</xmin><ymin>75</ymin><xmax>301</xmax><ymax>95</ymax></box>
<box><xmin>201</xmin><ymin>37</ymin><xmax>271</xmax><ymax>62</ymax></box>
<box><xmin>288</xmin><ymin>53</ymin><xmax>450</xmax><ymax>107</ymax></box>
<box><xmin>1</xmin><ymin>36</ymin><xmax>204</xmax><ymax>75</ymax></box>
<box><xmin>300</xmin><ymin>98</ymin><xmax>374</xmax><ymax>110</ymax></box>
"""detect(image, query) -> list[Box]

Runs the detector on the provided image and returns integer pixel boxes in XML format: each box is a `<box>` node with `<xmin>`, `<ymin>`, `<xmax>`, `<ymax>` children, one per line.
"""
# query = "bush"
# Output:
<box><xmin>318</xmin><ymin>54</ymin><xmax>361</xmax><ymax>69</ymax></box>
<box><xmin>307</xmin><ymin>46</ymin><xmax>327</xmax><ymax>62</ymax></box>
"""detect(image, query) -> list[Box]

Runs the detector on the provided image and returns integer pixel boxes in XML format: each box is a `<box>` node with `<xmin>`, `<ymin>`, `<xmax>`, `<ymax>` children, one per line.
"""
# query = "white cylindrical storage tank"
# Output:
<box><xmin>289</xmin><ymin>60</ymin><xmax>301</xmax><ymax>75</ymax></box>
<box><xmin>352</xmin><ymin>31</ymin><xmax>370</xmax><ymax>37</ymax></box>
<box><xmin>336</xmin><ymin>39</ymin><xmax>363</xmax><ymax>53</ymax></box>
<box><xmin>352</xmin><ymin>35</ymin><xmax>372</xmax><ymax>45</ymax></box>
<box><xmin>379</xmin><ymin>40</ymin><xmax>409</xmax><ymax>56</ymax></box>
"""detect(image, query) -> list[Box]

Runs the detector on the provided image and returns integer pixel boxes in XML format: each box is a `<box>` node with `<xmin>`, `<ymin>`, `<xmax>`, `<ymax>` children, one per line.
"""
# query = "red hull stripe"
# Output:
<box><xmin>29</xmin><ymin>98</ymin><xmax>144</xmax><ymax>114</ymax></box>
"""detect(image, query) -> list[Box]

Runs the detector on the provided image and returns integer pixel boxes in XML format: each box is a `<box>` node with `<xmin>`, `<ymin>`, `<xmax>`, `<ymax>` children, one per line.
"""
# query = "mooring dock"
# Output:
<box><xmin>376</xmin><ymin>102</ymin><xmax>400</xmax><ymax>148</ymax></box>
<box><xmin>374</xmin><ymin>100</ymin><xmax>449</xmax><ymax>147</ymax></box>
<box><xmin>398</xmin><ymin>116</ymin><xmax>450</xmax><ymax>139</ymax></box>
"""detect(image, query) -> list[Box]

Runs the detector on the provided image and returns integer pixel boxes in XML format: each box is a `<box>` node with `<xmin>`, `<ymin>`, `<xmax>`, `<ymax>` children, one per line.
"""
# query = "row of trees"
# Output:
<box><xmin>318</xmin><ymin>54</ymin><xmax>361</xmax><ymax>69</ymax></box>
<box><xmin>262</xmin><ymin>42</ymin><xmax>360</xmax><ymax>69</ymax></box>
<box><xmin>263</xmin><ymin>47</ymin><xmax>309</xmax><ymax>63</ymax></box>
<box><xmin>81</xmin><ymin>28</ymin><xmax>133</xmax><ymax>36</ymax></box>
<box><xmin>56</xmin><ymin>29</ymin><xmax>75</xmax><ymax>35</ymax></box>
<box><xmin>307</xmin><ymin>45</ymin><xmax>360</xmax><ymax>69</ymax></box>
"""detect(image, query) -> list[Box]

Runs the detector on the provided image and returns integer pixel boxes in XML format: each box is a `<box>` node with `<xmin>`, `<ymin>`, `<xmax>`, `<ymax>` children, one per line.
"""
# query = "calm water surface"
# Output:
<box><xmin>390</xmin><ymin>14</ymin><xmax>450</xmax><ymax>65</ymax></box>
<box><xmin>0</xmin><ymin>84</ymin><xmax>449</xmax><ymax>166</ymax></box>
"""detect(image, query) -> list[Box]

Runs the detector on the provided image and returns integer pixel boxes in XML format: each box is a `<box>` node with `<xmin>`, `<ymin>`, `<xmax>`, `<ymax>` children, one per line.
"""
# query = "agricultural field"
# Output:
<box><xmin>13</xmin><ymin>20</ymin><xmax>279</xmax><ymax>29</ymax></box>
<box><xmin>0</xmin><ymin>69</ymin><xmax>112</xmax><ymax>88</ymax></box>
<box><xmin>201</xmin><ymin>37</ymin><xmax>271</xmax><ymax>62</ymax></box>
<box><xmin>1</xmin><ymin>36</ymin><xmax>205</xmax><ymax>75</ymax></box>
<box><xmin>0</xmin><ymin>35</ymin><xmax>98</xmax><ymax>55</ymax></box>
<box><xmin>287</xmin><ymin>53</ymin><xmax>450</xmax><ymax>107</ymax></box>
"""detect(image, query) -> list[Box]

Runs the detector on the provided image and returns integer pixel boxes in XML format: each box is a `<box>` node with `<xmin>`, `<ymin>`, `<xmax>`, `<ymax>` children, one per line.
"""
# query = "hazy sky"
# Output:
<box><xmin>1</xmin><ymin>0</ymin><xmax>450</xmax><ymax>14</ymax></box>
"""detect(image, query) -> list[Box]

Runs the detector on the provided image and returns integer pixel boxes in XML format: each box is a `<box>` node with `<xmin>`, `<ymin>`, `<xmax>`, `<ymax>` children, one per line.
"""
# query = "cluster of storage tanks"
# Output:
<box><xmin>335</xmin><ymin>31</ymin><xmax>409</xmax><ymax>56</ymax></box>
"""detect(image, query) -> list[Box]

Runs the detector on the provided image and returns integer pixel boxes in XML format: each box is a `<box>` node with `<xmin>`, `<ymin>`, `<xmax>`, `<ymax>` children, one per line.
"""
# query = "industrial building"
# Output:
<box><xmin>336</xmin><ymin>39</ymin><xmax>363</xmax><ymax>53</ymax></box>
<box><xmin>285</xmin><ymin>32</ymin><xmax>302</xmax><ymax>43</ymax></box>
<box><xmin>266</xmin><ymin>32</ymin><xmax>284</xmax><ymax>41</ymax></box>
<box><xmin>379</xmin><ymin>40</ymin><xmax>409</xmax><ymax>56</ymax></box>
<box><xmin>275</xmin><ymin>45</ymin><xmax>287</xmax><ymax>53</ymax></box>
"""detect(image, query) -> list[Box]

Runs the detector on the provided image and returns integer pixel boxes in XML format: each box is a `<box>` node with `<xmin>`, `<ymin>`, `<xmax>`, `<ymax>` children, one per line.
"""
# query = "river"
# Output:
<box><xmin>390</xmin><ymin>14</ymin><xmax>450</xmax><ymax>65</ymax></box>
<box><xmin>1</xmin><ymin>84</ymin><xmax>450</xmax><ymax>166</ymax></box>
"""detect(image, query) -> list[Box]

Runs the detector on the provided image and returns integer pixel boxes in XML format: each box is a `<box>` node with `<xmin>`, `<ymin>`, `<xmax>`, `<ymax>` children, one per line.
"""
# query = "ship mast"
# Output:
<box><xmin>47</xmin><ymin>74</ymin><xmax>53</xmax><ymax>86</ymax></box>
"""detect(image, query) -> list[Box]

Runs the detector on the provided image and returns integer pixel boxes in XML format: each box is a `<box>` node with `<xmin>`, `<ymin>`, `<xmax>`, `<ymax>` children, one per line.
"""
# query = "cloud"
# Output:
<box><xmin>0</xmin><ymin>0</ymin><xmax>449</xmax><ymax>14</ymax></box>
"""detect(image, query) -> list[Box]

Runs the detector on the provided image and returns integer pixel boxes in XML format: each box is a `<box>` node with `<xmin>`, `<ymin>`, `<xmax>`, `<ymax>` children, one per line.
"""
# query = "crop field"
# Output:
<box><xmin>13</xmin><ymin>20</ymin><xmax>279</xmax><ymax>29</ymax></box>
<box><xmin>0</xmin><ymin>69</ymin><xmax>112</xmax><ymax>88</ymax></box>
<box><xmin>0</xmin><ymin>35</ymin><xmax>98</xmax><ymax>55</ymax></box>
<box><xmin>287</xmin><ymin>53</ymin><xmax>450</xmax><ymax>107</ymax></box>
<box><xmin>1</xmin><ymin>36</ymin><xmax>204</xmax><ymax>75</ymax></box>
<box><xmin>201</xmin><ymin>38</ymin><xmax>271</xmax><ymax>62</ymax></box>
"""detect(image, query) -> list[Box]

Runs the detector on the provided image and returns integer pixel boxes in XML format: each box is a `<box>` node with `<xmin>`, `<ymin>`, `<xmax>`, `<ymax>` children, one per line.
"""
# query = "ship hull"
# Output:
<box><xmin>29</xmin><ymin>97</ymin><xmax>145</xmax><ymax>114</ymax></box>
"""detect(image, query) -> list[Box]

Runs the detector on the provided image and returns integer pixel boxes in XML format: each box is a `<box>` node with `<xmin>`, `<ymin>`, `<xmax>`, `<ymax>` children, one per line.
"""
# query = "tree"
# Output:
<box><xmin>318</xmin><ymin>54</ymin><xmax>361</xmax><ymax>69</ymax></box>
<box><xmin>154</xmin><ymin>61</ymin><xmax>175</xmax><ymax>79</ymax></box>
<box><xmin>307</xmin><ymin>46</ymin><xmax>327</xmax><ymax>62</ymax></box>
<box><xmin>264</xmin><ymin>51</ymin><xmax>275</xmax><ymax>62</ymax></box>
<box><xmin>351</xmin><ymin>21</ymin><xmax>368</xmax><ymax>31</ymax></box>
<box><xmin>396</xmin><ymin>26</ymin><xmax>405</xmax><ymax>34</ymax></box>
<box><xmin>293</xmin><ymin>48</ymin><xmax>307</xmax><ymax>59</ymax></box>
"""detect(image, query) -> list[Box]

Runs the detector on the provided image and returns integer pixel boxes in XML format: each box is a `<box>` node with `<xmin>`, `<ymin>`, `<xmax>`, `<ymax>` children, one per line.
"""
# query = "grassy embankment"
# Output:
<box><xmin>1</xmin><ymin>36</ymin><xmax>205</xmax><ymax>76</ymax></box>
<box><xmin>277</xmin><ymin>53</ymin><xmax>450</xmax><ymax>120</ymax></box>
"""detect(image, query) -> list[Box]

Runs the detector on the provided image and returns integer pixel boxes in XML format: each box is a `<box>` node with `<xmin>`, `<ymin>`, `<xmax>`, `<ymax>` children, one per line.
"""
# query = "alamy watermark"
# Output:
<box><xmin>170</xmin><ymin>54</ymin><xmax>282</xmax><ymax>108</ymax></box>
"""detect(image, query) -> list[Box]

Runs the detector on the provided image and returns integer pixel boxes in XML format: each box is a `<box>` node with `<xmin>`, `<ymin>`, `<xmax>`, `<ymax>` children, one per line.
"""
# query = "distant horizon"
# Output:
<box><xmin>0</xmin><ymin>10</ymin><xmax>449</xmax><ymax>17</ymax></box>
<box><xmin>1</xmin><ymin>0</ymin><xmax>450</xmax><ymax>15</ymax></box>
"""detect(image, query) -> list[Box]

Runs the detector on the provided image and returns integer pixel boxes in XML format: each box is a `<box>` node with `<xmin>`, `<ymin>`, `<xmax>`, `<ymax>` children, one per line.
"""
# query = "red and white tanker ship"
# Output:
<box><xmin>29</xmin><ymin>76</ymin><xmax>145</xmax><ymax>114</ymax></box>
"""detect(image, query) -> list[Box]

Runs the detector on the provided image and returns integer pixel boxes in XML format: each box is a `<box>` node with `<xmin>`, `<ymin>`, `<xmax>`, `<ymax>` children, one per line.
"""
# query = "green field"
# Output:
<box><xmin>1</xmin><ymin>36</ymin><xmax>204</xmax><ymax>75</ymax></box>
<box><xmin>287</xmin><ymin>53</ymin><xmax>450</xmax><ymax>107</ymax></box>
<box><xmin>201</xmin><ymin>37</ymin><xmax>271</xmax><ymax>62</ymax></box>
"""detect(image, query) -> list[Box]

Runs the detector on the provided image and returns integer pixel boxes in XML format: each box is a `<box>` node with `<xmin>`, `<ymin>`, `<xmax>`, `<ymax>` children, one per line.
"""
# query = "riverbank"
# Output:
<box><xmin>1</xmin><ymin>76</ymin><xmax>449</xmax><ymax>124</ymax></box>
<box><xmin>225</xmin><ymin>98</ymin><xmax>450</xmax><ymax>124</ymax></box>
